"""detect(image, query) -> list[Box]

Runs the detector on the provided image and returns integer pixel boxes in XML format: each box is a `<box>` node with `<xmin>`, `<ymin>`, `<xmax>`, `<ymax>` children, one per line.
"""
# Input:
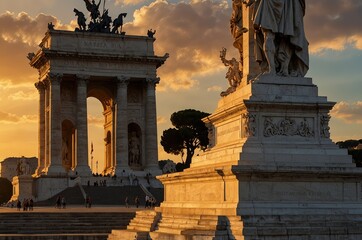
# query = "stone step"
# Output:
<box><xmin>36</xmin><ymin>186</ymin><xmax>163</xmax><ymax>206</ymax></box>
<box><xmin>0</xmin><ymin>228</ymin><xmax>125</xmax><ymax>235</ymax></box>
<box><xmin>149</xmin><ymin>232</ymin><xmax>189</xmax><ymax>240</ymax></box>
<box><xmin>128</xmin><ymin>220</ymin><xmax>155</xmax><ymax>227</ymax></box>
<box><xmin>127</xmin><ymin>224</ymin><xmax>154</xmax><ymax>232</ymax></box>
<box><xmin>0</xmin><ymin>233</ymin><xmax>108</xmax><ymax>240</ymax></box>
<box><xmin>161</xmin><ymin>214</ymin><xmax>219</xmax><ymax>220</ymax></box>
<box><xmin>108</xmin><ymin>230</ymin><xmax>149</xmax><ymax>240</ymax></box>
<box><xmin>0</xmin><ymin>211</ymin><xmax>135</xmax><ymax>239</ymax></box>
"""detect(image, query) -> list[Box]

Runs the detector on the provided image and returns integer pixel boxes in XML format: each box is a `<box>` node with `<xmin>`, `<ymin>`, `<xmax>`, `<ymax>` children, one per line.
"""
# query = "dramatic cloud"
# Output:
<box><xmin>305</xmin><ymin>1</ymin><xmax>362</xmax><ymax>53</ymax></box>
<box><xmin>124</xmin><ymin>0</ymin><xmax>233</xmax><ymax>91</ymax></box>
<box><xmin>331</xmin><ymin>102</ymin><xmax>362</xmax><ymax>124</ymax></box>
<box><xmin>0</xmin><ymin>11</ymin><xmax>69</xmax><ymax>46</ymax></box>
<box><xmin>0</xmin><ymin>111</ymin><xmax>37</xmax><ymax>124</ymax></box>
<box><xmin>116</xmin><ymin>0</ymin><xmax>146</xmax><ymax>6</ymax></box>
<box><xmin>207</xmin><ymin>85</ymin><xmax>222</xmax><ymax>92</ymax></box>
<box><xmin>8</xmin><ymin>90</ymin><xmax>38</xmax><ymax>101</ymax></box>
<box><xmin>0</xmin><ymin>12</ymin><xmax>71</xmax><ymax>84</ymax></box>
<box><xmin>88</xmin><ymin>115</ymin><xmax>104</xmax><ymax>127</ymax></box>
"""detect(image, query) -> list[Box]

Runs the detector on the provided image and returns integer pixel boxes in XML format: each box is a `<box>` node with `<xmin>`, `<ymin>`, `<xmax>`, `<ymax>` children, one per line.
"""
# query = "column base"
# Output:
<box><xmin>74</xmin><ymin>165</ymin><xmax>92</xmax><ymax>177</ymax></box>
<box><xmin>10</xmin><ymin>175</ymin><xmax>34</xmax><ymax>203</ymax></box>
<box><xmin>46</xmin><ymin>165</ymin><xmax>67</xmax><ymax>176</ymax></box>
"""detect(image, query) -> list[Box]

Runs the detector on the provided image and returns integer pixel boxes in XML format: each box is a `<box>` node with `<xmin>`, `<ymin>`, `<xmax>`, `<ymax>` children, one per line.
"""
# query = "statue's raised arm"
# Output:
<box><xmin>84</xmin><ymin>0</ymin><xmax>101</xmax><ymax>23</ymax></box>
<box><xmin>252</xmin><ymin>0</ymin><xmax>309</xmax><ymax>77</ymax></box>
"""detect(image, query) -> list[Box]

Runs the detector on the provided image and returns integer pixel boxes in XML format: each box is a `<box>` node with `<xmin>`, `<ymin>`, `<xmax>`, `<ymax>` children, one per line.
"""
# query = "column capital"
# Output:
<box><xmin>146</xmin><ymin>77</ymin><xmax>160</xmax><ymax>85</ymax></box>
<box><xmin>117</xmin><ymin>76</ymin><xmax>130</xmax><ymax>86</ymax></box>
<box><xmin>34</xmin><ymin>81</ymin><xmax>45</xmax><ymax>92</ymax></box>
<box><xmin>47</xmin><ymin>72</ymin><xmax>63</xmax><ymax>85</ymax></box>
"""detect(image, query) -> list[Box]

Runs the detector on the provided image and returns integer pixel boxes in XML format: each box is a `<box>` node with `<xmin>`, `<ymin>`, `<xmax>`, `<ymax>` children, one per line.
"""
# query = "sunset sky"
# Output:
<box><xmin>0</xmin><ymin>0</ymin><xmax>361</xmax><ymax>172</ymax></box>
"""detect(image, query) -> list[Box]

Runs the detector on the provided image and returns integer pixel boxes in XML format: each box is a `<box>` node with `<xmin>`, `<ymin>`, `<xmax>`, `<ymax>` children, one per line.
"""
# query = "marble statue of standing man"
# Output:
<box><xmin>250</xmin><ymin>0</ymin><xmax>309</xmax><ymax>77</ymax></box>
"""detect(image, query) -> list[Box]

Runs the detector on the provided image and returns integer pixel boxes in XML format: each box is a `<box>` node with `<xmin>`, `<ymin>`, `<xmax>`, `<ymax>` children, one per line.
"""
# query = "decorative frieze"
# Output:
<box><xmin>263</xmin><ymin>117</ymin><xmax>314</xmax><ymax>138</ymax></box>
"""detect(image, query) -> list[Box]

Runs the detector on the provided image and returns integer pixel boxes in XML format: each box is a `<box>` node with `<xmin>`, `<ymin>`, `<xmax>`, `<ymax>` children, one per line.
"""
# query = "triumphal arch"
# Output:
<box><xmin>30</xmin><ymin>28</ymin><xmax>168</xmax><ymax>178</ymax></box>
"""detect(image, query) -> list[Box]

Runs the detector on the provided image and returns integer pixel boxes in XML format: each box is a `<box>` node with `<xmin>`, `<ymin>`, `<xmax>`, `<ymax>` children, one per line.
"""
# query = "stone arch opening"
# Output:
<box><xmin>128</xmin><ymin>123</ymin><xmax>142</xmax><ymax>170</ymax></box>
<box><xmin>62</xmin><ymin>119</ymin><xmax>75</xmax><ymax>172</ymax></box>
<box><xmin>87</xmin><ymin>84</ymin><xmax>115</xmax><ymax>175</ymax></box>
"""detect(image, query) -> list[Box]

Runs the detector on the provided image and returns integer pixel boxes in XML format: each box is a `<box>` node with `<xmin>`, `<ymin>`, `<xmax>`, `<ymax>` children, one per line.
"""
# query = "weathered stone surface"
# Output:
<box><xmin>22</xmin><ymin>29</ymin><xmax>168</xmax><ymax>202</ymax></box>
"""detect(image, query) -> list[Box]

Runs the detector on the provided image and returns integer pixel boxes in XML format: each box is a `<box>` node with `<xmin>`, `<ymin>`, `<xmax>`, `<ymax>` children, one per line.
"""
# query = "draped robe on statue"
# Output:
<box><xmin>253</xmin><ymin>0</ymin><xmax>309</xmax><ymax>76</ymax></box>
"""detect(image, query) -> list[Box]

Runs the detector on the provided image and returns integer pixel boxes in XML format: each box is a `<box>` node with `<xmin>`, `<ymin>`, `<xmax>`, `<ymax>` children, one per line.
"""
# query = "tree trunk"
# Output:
<box><xmin>185</xmin><ymin>147</ymin><xmax>195</xmax><ymax>168</ymax></box>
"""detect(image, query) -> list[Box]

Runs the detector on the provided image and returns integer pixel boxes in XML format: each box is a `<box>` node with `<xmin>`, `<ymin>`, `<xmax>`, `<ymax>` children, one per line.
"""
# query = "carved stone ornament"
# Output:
<box><xmin>220</xmin><ymin>47</ymin><xmax>242</xmax><ymax>97</ymax></box>
<box><xmin>263</xmin><ymin>117</ymin><xmax>314</xmax><ymax>138</ymax></box>
<box><xmin>146</xmin><ymin>77</ymin><xmax>160</xmax><ymax>85</ymax></box>
<box><xmin>34</xmin><ymin>81</ymin><xmax>45</xmax><ymax>92</ymax></box>
<box><xmin>242</xmin><ymin>113</ymin><xmax>257</xmax><ymax>137</ymax></box>
<box><xmin>47</xmin><ymin>72</ymin><xmax>63</xmax><ymax>85</ymax></box>
<box><xmin>117</xmin><ymin>76</ymin><xmax>130</xmax><ymax>86</ymax></box>
<box><xmin>320</xmin><ymin>114</ymin><xmax>331</xmax><ymax>138</ymax></box>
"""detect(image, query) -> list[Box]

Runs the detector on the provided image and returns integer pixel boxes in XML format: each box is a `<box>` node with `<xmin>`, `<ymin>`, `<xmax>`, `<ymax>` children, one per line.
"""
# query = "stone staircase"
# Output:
<box><xmin>36</xmin><ymin>186</ymin><xmax>164</xmax><ymax>206</ymax></box>
<box><xmin>36</xmin><ymin>186</ymin><xmax>84</xmax><ymax>206</ymax></box>
<box><xmin>108</xmin><ymin>211</ymin><xmax>245</xmax><ymax>240</ymax></box>
<box><xmin>108</xmin><ymin>210</ymin><xmax>161</xmax><ymax>240</ymax></box>
<box><xmin>150</xmin><ymin>214</ymin><xmax>244</xmax><ymax>240</ymax></box>
<box><xmin>0</xmin><ymin>212</ymin><xmax>135</xmax><ymax>240</ymax></box>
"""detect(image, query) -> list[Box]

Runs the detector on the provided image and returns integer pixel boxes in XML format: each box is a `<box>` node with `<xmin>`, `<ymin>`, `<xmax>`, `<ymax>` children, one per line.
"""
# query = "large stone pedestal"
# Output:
<box><xmin>10</xmin><ymin>175</ymin><xmax>34</xmax><ymax>202</ymax></box>
<box><xmin>116</xmin><ymin>76</ymin><xmax>362</xmax><ymax>239</ymax></box>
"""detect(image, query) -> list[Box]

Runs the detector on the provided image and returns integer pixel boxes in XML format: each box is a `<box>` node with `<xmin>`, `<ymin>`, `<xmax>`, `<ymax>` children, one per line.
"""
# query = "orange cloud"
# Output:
<box><xmin>0</xmin><ymin>111</ymin><xmax>37</xmax><ymax>124</ymax></box>
<box><xmin>207</xmin><ymin>85</ymin><xmax>222</xmax><ymax>92</ymax></box>
<box><xmin>157</xmin><ymin>116</ymin><xmax>167</xmax><ymax>125</ymax></box>
<box><xmin>0</xmin><ymin>12</ymin><xmax>71</xmax><ymax>84</ymax></box>
<box><xmin>305</xmin><ymin>0</ymin><xmax>362</xmax><ymax>53</ymax></box>
<box><xmin>331</xmin><ymin>102</ymin><xmax>362</xmax><ymax>124</ymax></box>
<box><xmin>124</xmin><ymin>0</ymin><xmax>234</xmax><ymax>91</ymax></box>
<box><xmin>116</xmin><ymin>0</ymin><xmax>145</xmax><ymax>6</ymax></box>
<box><xmin>88</xmin><ymin>115</ymin><xmax>104</xmax><ymax>127</ymax></box>
<box><xmin>8</xmin><ymin>90</ymin><xmax>38</xmax><ymax>101</ymax></box>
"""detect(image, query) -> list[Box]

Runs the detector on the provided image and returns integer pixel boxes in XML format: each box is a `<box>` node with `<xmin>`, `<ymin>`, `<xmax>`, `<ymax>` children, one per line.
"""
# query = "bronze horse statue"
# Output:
<box><xmin>112</xmin><ymin>13</ymin><xmax>127</xmax><ymax>34</ymax></box>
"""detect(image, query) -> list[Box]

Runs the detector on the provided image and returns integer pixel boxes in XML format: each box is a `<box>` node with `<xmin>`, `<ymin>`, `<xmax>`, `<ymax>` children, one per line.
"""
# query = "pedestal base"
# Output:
<box><xmin>10</xmin><ymin>175</ymin><xmax>34</xmax><ymax>202</ymax></box>
<box><xmin>117</xmin><ymin>76</ymin><xmax>362</xmax><ymax>239</ymax></box>
<box><xmin>74</xmin><ymin>165</ymin><xmax>92</xmax><ymax>177</ymax></box>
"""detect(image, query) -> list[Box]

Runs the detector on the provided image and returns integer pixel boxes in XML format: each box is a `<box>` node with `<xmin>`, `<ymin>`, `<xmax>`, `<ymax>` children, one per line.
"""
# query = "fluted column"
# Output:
<box><xmin>115</xmin><ymin>76</ymin><xmax>130</xmax><ymax>175</ymax></box>
<box><xmin>47</xmin><ymin>73</ymin><xmax>66</xmax><ymax>175</ymax></box>
<box><xmin>145</xmin><ymin>78</ymin><xmax>160</xmax><ymax>172</ymax></box>
<box><xmin>75</xmin><ymin>75</ymin><xmax>92</xmax><ymax>176</ymax></box>
<box><xmin>35</xmin><ymin>81</ymin><xmax>46</xmax><ymax>175</ymax></box>
<box><xmin>44</xmin><ymin>80</ymin><xmax>50</xmax><ymax>171</ymax></box>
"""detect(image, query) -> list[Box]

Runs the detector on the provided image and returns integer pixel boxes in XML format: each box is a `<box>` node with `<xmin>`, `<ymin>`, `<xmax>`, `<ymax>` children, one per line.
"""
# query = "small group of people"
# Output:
<box><xmin>17</xmin><ymin>198</ymin><xmax>34</xmax><ymax>211</ymax></box>
<box><xmin>87</xmin><ymin>179</ymin><xmax>107</xmax><ymax>186</ymax></box>
<box><xmin>55</xmin><ymin>196</ymin><xmax>66</xmax><ymax>209</ymax></box>
<box><xmin>145</xmin><ymin>195</ymin><xmax>157</xmax><ymax>208</ymax></box>
<box><xmin>124</xmin><ymin>195</ymin><xmax>156</xmax><ymax>208</ymax></box>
